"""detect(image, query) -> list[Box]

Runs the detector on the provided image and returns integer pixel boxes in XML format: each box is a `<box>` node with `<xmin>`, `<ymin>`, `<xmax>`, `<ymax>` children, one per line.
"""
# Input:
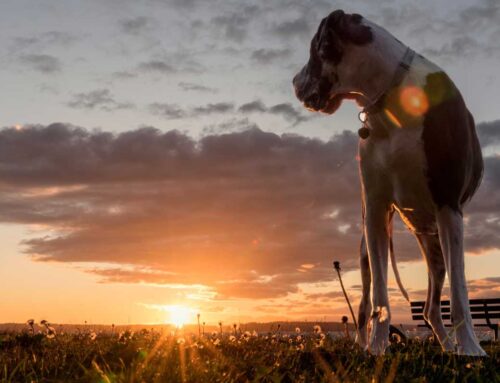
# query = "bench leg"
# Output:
<box><xmin>436</xmin><ymin>206</ymin><xmax>486</xmax><ymax>356</ymax></box>
<box><xmin>416</xmin><ymin>233</ymin><xmax>454</xmax><ymax>351</ymax></box>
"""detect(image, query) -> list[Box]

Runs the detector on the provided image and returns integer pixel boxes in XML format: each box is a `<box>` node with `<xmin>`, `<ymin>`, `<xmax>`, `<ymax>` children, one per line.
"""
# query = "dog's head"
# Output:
<box><xmin>293</xmin><ymin>10</ymin><xmax>373</xmax><ymax>114</ymax></box>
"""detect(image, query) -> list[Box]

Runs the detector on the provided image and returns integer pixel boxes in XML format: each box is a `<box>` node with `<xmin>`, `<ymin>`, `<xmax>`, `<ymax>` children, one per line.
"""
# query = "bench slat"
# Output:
<box><xmin>411</xmin><ymin>298</ymin><xmax>500</xmax><ymax>307</ymax></box>
<box><xmin>412</xmin><ymin>313</ymin><xmax>500</xmax><ymax>321</ymax></box>
<box><xmin>411</xmin><ymin>305</ymin><xmax>500</xmax><ymax>314</ymax></box>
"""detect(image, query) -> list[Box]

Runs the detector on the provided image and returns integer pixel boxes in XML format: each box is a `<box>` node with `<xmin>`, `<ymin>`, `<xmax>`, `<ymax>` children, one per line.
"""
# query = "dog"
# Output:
<box><xmin>293</xmin><ymin>10</ymin><xmax>485</xmax><ymax>356</ymax></box>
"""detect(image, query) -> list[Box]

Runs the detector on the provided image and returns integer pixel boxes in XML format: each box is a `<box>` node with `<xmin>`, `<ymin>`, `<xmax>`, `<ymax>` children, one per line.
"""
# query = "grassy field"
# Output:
<box><xmin>0</xmin><ymin>328</ymin><xmax>498</xmax><ymax>382</ymax></box>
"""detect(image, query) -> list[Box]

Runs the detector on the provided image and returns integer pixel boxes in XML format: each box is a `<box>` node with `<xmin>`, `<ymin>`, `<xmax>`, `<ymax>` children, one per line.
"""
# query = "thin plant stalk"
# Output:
<box><xmin>334</xmin><ymin>261</ymin><xmax>361</xmax><ymax>341</ymax></box>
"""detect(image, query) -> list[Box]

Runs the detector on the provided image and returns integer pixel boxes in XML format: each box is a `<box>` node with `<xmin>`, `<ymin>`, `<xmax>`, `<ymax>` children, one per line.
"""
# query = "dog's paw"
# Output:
<box><xmin>455</xmin><ymin>327</ymin><xmax>487</xmax><ymax>356</ymax></box>
<box><xmin>368</xmin><ymin>320</ymin><xmax>390</xmax><ymax>355</ymax></box>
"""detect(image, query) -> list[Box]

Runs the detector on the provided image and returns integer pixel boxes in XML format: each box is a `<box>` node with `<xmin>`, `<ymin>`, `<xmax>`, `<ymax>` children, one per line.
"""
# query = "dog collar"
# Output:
<box><xmin>358</xmin><ymin>47</ymin><xmax>415</xmax><ymax>139</ymax></box>
<box><xmin>363</xmin><ymin>47</ymin><xmax>415</xmax><ymax>115</ymax></box>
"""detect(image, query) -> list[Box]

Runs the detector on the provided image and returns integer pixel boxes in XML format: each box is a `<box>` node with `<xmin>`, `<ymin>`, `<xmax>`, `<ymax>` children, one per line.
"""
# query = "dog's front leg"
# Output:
<box><xmin>356</xmin><ymin>233</ymin><xmax>371</xmax><ymax>349</ymax></box>
<box><xmin>435</xmin><ymin>206</ymin><xmax>486</xmax><ymax>356</ymax></box>
<box><xmin>364</xmin><ymin>199</ymin><xmax>392</xmax><ymax>355</ymax></box>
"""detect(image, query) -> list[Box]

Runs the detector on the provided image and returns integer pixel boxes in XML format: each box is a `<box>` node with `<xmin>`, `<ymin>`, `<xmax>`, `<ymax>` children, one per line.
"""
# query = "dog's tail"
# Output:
<box><xmin>390</xmin><ymin>235</ymin><xmax>410</xmax><ymax>302</ymax></box>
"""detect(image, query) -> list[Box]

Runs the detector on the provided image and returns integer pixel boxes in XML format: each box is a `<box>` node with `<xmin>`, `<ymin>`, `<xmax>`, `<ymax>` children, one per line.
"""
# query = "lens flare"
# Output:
<box><xmin>400</xmin><ymin>86</ymin><xmax>429</xmax><ymax>117</ymax></box>
<box><xmin>384</xmin><ymin>109</ymin><xmax>402</xmax><ymax>128</ymax></box>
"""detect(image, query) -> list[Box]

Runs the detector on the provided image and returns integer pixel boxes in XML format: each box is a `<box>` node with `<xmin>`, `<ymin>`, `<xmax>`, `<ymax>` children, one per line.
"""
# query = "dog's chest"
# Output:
<box><xmin>360</xmin><ymin>126</ymin><xmax>437</xmax><ymax>233</ymax></box>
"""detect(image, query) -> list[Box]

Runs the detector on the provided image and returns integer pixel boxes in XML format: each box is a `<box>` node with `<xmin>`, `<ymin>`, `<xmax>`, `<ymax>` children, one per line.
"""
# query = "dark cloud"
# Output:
<box><xmin>12</xmin><ymin>31</ymin><xmax>79</xmax><ymax>52</ymax></box>
<box><xmin>119</xmin><ymin>16</ymin><xmax>154</xmax><ymax>35</ymax></box>
<box><xmin>251</xmin><ymin>48</ymin><xmax>291</xmax><ymax>64</ymax></box>
<box><xmin>149</xmin><ymin>99</ymin><xmax>310</xmax><ymax>125</ymax></box>
<box><xmin>138</xmin><ymin>60</ymin><xmax>176</xmax><ymax>74</ymax></box>
<box><xmin>239</xmin><ymin>99</ymin><xmax>311</xmax><ymax>125</ymax></box>
<box><xmin>149</xmin><ymin>102</ymin><xmax>234</xmax><ymax>119</ymax></box>
<box><xmin>269</xmin><ymin>103</ymin><xmax>307</xmax><ymax>124</ymax></box>
<box><xmin>19</xmin><ymin>54</ymin><xmax>61</xmax><ymax>73</ymax></box>
<box><xmin>477</xmin><ymin>119</ymin><xmax>500</xmax><ymax>149</ymax></box>
<box><xmin>149</xmin><ymin>103</ymin><xmax>186</xmax><ymax>119</ymax></box>
<box><xmin>272</xmin><ymin>18</ymin><xmax>312</xmax><ymax>39</ymax></box>
<box><xmin>0</xmin><ymin>124</ymin><xmax>361</xmax><ymax>299</ymax></box>
<box><xmin>192</xmin><ymin>102</ymin><xmax>234</xmax><ymax>114</ymax></box>
<box><xmin>210</xmin><ymin>5</ymin><xmax>261</xmax><ymax>43</ymax></box>
<box><xmin>0</xmin><ymin>122</ymin><xmax>498</xmax><ymax>300</ymax></box>
<box><xmin>67</xmin><ymin>89</ymin><xmax>134</xmax><ymax>111</ymax></box>
<box><xmin>178</xmin><ymin>82</ymin><xmax>217</xmax><ymax>93</ymax></box>
<box><xmin>202</xmin><ymin>117</ymin><xmax>259</xmax><ymax>135</ymax></box>
<box><xmin>239</xmin><ymin>100</ymin><xmax>267</xmax><ymax>113</ymax></box>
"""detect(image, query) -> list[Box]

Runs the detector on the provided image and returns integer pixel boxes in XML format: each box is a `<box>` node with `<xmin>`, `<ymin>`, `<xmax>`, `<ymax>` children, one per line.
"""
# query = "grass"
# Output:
<box><xmin>0</xmin><ymin>329</ymin><xmax>498</xmax><ymax>382</ymax></box>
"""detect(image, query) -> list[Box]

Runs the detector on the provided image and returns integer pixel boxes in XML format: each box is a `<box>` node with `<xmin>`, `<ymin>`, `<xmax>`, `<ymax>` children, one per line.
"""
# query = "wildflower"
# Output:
<box><xmin>90</xmin><ymin>332</ymin><xmax>97</xmax><ymax>341</ymax></box>
<box><xmin>313</xmin><ymin>325</ymin><xmax>322</xmax><ymax>334</ymax></box>
<box><xmin>229</xmin><ymin>335</ymin><xmax>236</xmax><ymax>342</ymax></box>
<box><xmin>252</xmin><ymin>330</ymin><xmax>258</xmax><ymax>337</ymax></box>
<box><xmin>26</xmin><ymin>319</ymin><xmax>35</xmax><ymax>334</ymax></box>
<box><xmin>243</xmin><ymin>331</ymin><xmax>251</xmax><ymax>341</ymax></box>
<box><xmin>213</xmin><ymin>338</ymin><xmax>220</xmax><ymax>346</ymax></box>
<box><xmin>296</xmin><ymin>335</ymin><xmax>302</xmax><ymax>342</ymax></box>
<box><xmin>295</xmin><ymin>327</ymin><xmax>301</xmax><ymax>333</ymax></box>
<box><xmin>46</xmin><ymin>326</ymin><xmax>56</xmax><ymax>339</ymax></box>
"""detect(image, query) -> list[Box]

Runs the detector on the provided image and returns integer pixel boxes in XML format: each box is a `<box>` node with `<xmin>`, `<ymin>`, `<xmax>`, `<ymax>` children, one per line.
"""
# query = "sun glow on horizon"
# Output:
<box><xmin>165</xmin><ymin>305</ymin><xmax>197</xmax><ymax>328</ymax></box>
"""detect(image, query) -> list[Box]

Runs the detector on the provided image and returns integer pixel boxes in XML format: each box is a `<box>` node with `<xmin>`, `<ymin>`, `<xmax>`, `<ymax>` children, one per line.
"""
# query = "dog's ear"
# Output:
<box><xmin>317</xmin><ymin>15</ymin><xmax>344</xmax><ymax>63</ymax></box>
<box><xmin>325</xmin><ymin>10</ymin><xmax>373</xmax><ymax>46</ymax></box>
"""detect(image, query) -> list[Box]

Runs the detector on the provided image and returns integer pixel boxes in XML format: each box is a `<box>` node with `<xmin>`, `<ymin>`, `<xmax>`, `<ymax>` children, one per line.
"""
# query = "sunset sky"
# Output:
<box><xmin>0</xmin><ymin>0</ymin><xmax>499</xmax><ymax>326</ymax></box>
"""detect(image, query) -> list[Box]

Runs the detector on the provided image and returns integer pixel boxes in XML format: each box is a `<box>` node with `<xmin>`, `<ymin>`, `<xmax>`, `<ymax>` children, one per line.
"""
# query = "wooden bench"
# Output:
<box><xmin>411</xmin><ymin>298</ymin><xmax>499</xmax><ymax>341</ymax></box>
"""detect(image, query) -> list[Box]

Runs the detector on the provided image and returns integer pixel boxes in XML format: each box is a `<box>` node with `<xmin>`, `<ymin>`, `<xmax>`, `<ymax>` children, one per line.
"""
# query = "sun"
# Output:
<box><xmin>166</xmin><ymin>305</ymin><xmax>195</xmax><ymax>328</ymax></box>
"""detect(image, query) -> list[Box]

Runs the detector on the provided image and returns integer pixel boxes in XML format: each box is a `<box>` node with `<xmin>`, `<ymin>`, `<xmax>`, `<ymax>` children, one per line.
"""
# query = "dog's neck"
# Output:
<box><xmin>353</xmin><ymin>21</ymin><xmax>409</xmax><ymax>107</ymax></box>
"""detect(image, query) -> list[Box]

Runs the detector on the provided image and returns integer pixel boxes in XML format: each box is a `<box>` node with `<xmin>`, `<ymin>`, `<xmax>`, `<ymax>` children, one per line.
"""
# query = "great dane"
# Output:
<box><xmin>293</xmin><ymin>10</ymin><xmax>485</xmax><ymax>356</ymax></box>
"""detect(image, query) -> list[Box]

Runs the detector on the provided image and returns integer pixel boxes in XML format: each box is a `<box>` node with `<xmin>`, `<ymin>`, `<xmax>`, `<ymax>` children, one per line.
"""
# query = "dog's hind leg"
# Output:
<box><xmin>356</xmin><ymin>233</ymin><xmax>371</xmax><ymax>349</ymax></box>
<box><xmin>435</xmin><ymin>206</ymin><xmax>486</xmax><ymax>356</ymax></box>
<box><xmin>415</xmin><ymin>233</ymin><xmax>454</xmax><ymax>351</ymax></box>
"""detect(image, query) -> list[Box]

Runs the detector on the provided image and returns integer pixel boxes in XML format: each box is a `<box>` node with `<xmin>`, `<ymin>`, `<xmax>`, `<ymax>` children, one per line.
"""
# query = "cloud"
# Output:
<box><xmin>119</xmin><ymin>16</ymin><xmax>154</xmax><ymax>35</ymax></box>
<box><xmin>19</xmin><ymin>54</ymin><xmax>61</xmax><ymax>74</ymax></box>
<box><xmin>239</xmin><ymin>99</ymin><xmax>311</xmax><ymax>125</ymax></box>
<box><xmin>239</xmin><ymin>100</ymin><xmax>267</xmax><ymax>113</ymax></box>
<box><xmin>149</xmin><ymin>102</ymin><xmax>234</xmax><ymax>119</ymax></box>
<box><xmin>210</xmin><ymin>5</ymin><xmax>260</xmax><ymax>43</ymax></box>
<box><xmin>178</xmin><ymin>82</ymin><xmax>217</xmax><ymax>93</ymax></box>
<box><xmin>272</xmin><ymin>18</ymin><xmax>312</xmax><ymax>39</ymax></box>
<box><xmin>477</xmin><ymin>119</ymin><xmax>500</xmax><ymax>149</ymax></box>
<box><xmin>149</xmin><ymin>103</ymin><xmax>186</xmax><ymax>119</ymax></box>
<box><xmin>251</xmin><ymin>48</ymin><xmax>291</xmax><ymax>64</ymax></box>
<box><xmin>0</xmin><ymin>122</ymin><xmax>499</xmax><ymax>300</ymax></box>
<box><xmin>67</xmin><ymin>89</ymin><xmax>134</xmax><ymax>111</ymax></box>
<box><xmin>12</xmin><ymin>31</ymin><xmax>79</xmax><ymax>52</ymax></box>
<box><xmin>149</xmin><ymin>99</ymin><xmax>310</xmax><ymax>125</ymax></box>
<box><xmin>138</xmin><ymin>60</ymin><xmax>176</xmax><ymax>74</ymax></box>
